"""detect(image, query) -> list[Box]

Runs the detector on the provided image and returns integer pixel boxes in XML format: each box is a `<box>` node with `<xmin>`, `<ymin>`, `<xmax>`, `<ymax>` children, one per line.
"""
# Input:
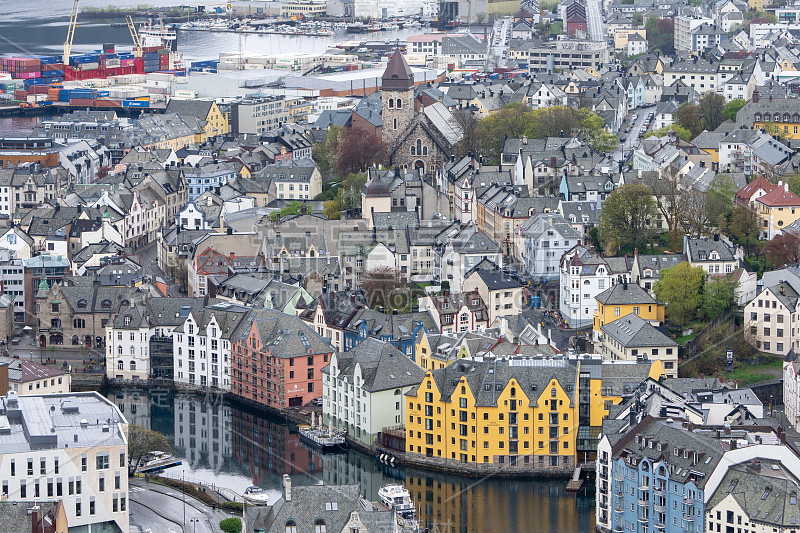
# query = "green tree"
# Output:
<box><xmin>675</xmin><ymin>104</ymin><xmax>702</xmax><ymax>139</ymax></box>
<box><xmin>654</xmin><ymin>262</ymin><xmax>705</xmax><ymax>326</ymax></box>
<box><xmin>476</xmin><ymin>103</ymin><xmax>535</xmax><ymax>162</ymax></box>
<box><xmin>722</xmin><ymin>98</ymin><xmax>747</xmax><ymax>121</ymax></box>
<box><xmin>598</xmin><ymin>184</ymin><xmax>657</xmax><ymax>255</ymax></box>
<box><xmin>698</xmin><ymin>91</ymin><xmax>726</xmax><ymax>132</ymax></box>
<box><xmin>705</xmin><ymin>174</ymin><xmax>738</xmax><ymax>228</ymax></box>
<box><xmin>219</xmin><ymin>518</ymin><xmax>243</xmax><ymax>533</ymax></box>
<box><xmin>269</xmin><ymin>200</ymin><xmax>306</xmax><ymax>222</ymax></box>
<box><xmin>723</xmin><ymin>205</ymin><xmax>761</xmax><ymax>256</ymax></box>
<box><xmin>644</xmin><ymin>124</ymin><xmax>693</xmax><ymax>142</ymax></box>
<box><xmin>632</xmin><ymin>12</ymin><xmax>643</xmax><ymax>25</ymax></box>
<box><xmin>334</xmin><ymin>172</ymin><xmax>367</xmax><ymax>212</ymax></box>
<box><xmin>312</xmin><ymin>125</ymin><xmax>341</xmax><ymax>179</ymax></box>
<box><xmin>703</xmin><ymin>277</ymin><xmax>736</xmax><ymax>320</ymax></box>
<box><xmin>323</xmin><ymin>199</ymin><xmax>342</xmax><ymax>220</ymax></box>
<box><xmin>127</xmin><ymin>424</ymin><xmax>170</xmax><ymax>474</ymax></box>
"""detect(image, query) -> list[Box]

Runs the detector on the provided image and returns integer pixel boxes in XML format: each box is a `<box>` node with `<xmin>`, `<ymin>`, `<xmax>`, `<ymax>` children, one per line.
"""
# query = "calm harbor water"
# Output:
<box><xmin>108</xmin><ymin>388</ymin><xmax>595</xmax><ymax>533</ymax></box>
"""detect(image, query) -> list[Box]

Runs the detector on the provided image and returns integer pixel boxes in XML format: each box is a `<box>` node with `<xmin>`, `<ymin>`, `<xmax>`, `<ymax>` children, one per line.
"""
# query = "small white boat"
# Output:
<box><xmin>243</xmin><ymin>486</ymin><xmax>270</xmax><ymax>506</ymax></box>
<box><xmin>298</xmin><ymin>424</ymin><xmax>347</xmax><ymax>452</ymax></box>
<box><xmin>379</xmin><ymin>483</ymin><xmax>419</xmax><ymax>529</ymax></box>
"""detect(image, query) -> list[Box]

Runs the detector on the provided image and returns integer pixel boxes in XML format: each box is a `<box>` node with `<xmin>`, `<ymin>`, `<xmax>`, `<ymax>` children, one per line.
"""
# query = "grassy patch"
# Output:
<box><xmin>721</xmin><ymin>357</ymin><xmax>782</xmax><ymax>386</ymax></box>
<box><xmin>675</xmin><ymin>333</ymin><xmax>696</xmax><ymax>345</ymax></box>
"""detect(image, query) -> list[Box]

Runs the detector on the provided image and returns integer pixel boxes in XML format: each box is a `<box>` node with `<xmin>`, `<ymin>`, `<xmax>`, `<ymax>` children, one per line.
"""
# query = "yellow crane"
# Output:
<box><xmin>126</xmin><ymin>15</ymin><xmax>143</xmax><ymax>57</ymax></box>
<box><xmin>63</xmin><ymin>0</ymin><xmax>80</xmax><ymax>65</ymax></box>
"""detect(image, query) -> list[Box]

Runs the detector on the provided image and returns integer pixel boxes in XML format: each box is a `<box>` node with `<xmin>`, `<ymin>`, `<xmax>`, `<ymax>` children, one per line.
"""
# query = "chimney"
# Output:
<box><xmin>28</xmin><ymin>506</ymin><xmax>40</xmax><ymax>533</ymax></box>
<box><xmin>713</xmin><ymin>233</ymin><xmax>719</xmax><ymax>241</ymax></box>
<box><xmin>623</xmin><ymin>281</ymin><xmax>628</xmax><ymax>290</ymax></box>
<box><xmin>301</xmin><ymin>204</ymin><xmax>308</xmax><ymax>215</ymax></box>
<box><xmin>550</xmin><ymin>156</ymin><xmax>556</xmax><ymax>166</ymax></box>
<box><xmin>522</xmin><ymin>136</ymin><xmax>528</xmax><ymax>145</ymax></box>
<box><xmin>283</xmin><ymin>474</ymin><xmax>292</xmax><ymax>501</ymax></box>
<box><xmin>753</xmin><ymin>89</ymin><xmax>759</xmax><ymax>103</ymax></box>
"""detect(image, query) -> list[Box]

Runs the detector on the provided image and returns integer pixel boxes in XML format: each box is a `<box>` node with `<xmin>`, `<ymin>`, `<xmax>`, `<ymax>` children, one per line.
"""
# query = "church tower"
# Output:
<box><xmin>381</xmin><ymin>49</ymin><xmax>415</xmax><ymax>150</ymax></box>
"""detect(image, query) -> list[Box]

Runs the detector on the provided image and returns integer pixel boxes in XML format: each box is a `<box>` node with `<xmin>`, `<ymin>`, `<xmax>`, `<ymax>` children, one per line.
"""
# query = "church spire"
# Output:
<box><xmin>382</xmin><ymin>49</ymin><xmax>414</xmax><ymax>91</ymax></box>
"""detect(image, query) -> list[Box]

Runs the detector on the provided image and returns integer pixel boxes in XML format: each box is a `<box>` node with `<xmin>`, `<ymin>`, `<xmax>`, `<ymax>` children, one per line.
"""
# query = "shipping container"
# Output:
<box><xmin>122</xmin><ymin>99</ymin><xmax>149</xmax><ymax>108</ymax></box>
<box><xmin>13</xmin><ymin>90</ymin><xmax>27</xmax><ymax>100</ymax></box>
<box><xmin>69</xmin><ymin>98</ymin><xmax>95</xmax><ymax>106</ymax></box>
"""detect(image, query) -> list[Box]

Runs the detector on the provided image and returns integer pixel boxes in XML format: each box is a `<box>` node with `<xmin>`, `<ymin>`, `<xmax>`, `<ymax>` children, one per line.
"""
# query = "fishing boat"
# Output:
<box><xmin>243</xmin><ymin>486</ymin><xmax>270</xmax><ymax>506</ymax></box>
<box><xmin>378</xmin><ymin>484</ymin><xmax>419</xmax><ymax>530</ymax></box>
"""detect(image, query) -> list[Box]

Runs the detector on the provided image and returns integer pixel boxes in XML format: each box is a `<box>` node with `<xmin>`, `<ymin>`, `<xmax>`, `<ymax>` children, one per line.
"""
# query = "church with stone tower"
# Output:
<box><xmin>380</xmin><ymin>50</ymin><xmax>463</xmax><ymax>176</ymax></box>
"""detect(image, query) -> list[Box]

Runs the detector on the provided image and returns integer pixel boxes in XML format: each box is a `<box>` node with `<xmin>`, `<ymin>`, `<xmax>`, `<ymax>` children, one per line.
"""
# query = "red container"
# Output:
<box><xmin>94</xmin><ymin>99</ymin><xmax>121</xmax><ymax>107</ymax></box>
<box><xmin>42</xmin><ymin>63</ymin><xmax>65</xmax><ymax>72</ymax></box>
<box><xmin>69</xmin><ymin>98</ymin><xmax>95</xmax><ymax>106</ymax></box>
<box><xmin>13</xmin><ymin>89</ymin><xmax>27</xmax><ymax>100</ymax></box>
<box><xmin>29</xmin><ymin>86</ymin><xmax>49</xmax><ymax>95</ymax></box>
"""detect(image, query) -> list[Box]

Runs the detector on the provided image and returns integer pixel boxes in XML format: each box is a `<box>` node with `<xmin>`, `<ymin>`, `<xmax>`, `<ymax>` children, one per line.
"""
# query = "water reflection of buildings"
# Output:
<box><xmin>405</xmin><ymin>473</ymin><xmax>595</xmax><ymax>533</ymax></box>
<box><xmin>321</xmin><ymin>451</ymin><xmax>399</xmax><ymax>500</ymax></box>
<box><xmin>174</xmin><ymin>392</ymin><xmax>232</xmax><ymax>473</ymax></box>
<box><xmin>230</xmin><ymin>404</ymin><xmax>322</xmax><ymax>487</ymax></box>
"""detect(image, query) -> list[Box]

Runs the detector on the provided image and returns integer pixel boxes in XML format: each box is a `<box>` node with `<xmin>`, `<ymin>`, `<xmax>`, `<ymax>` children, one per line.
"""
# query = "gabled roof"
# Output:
<box><xmin>382</xmin><ymin>49</ymin><xmax>414</xmax><ymax>91</ymax></box>
<box><xmin>322</xmin><ymin>337</ymin><xmax>425</xmax><ymax>392</ymax></box>
<box><xmin>596</xmin><ymin>282</ymin><xmax>659</xmax><ymax>306</ymax></box>
<box><xmin>601</xmin><ymin>314</ymin><xmax>676</xmax><ymax>348</ymax></box>
<box><xmin>756</xmin><ymin>184</ymin><xmax>800</xmax><ymax>208</ymax></box>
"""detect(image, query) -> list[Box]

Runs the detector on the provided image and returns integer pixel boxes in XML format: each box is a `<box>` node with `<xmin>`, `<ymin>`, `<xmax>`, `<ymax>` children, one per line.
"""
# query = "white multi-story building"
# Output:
<box><xmin>0</xmin><ymin>391</ymin><xmax>129</xmax><ymax>533</ymax></box>
<box><xmin>523</xmin><ymin>213</ymin><xmax>581</xmax><ymax>281</ymax></box>
<box><xmin>785</xmin><ymin>351</ymin><xmax>800</xmax><ymax>430</ymax></box>
<box><xmin>674</xmin><ymin>14</ymin><xmax>714</xmax><ymax>51</ymax></box>
<box><xmin>436</xmin><ymin>224</ymin><xmax>503</xmax><ymax>293</ymax></box>
<box><xmin>745</xmin><ymin>281</ymin><xmax>798</xmax><ymax>357</ymax></box>
<box><xmin>173</xmin><ymin>303</ymin><xmax>248</xmax><ymax>390</ymax></box>
<box><xmin>106</xmin><ymin>300</ymin><xmax>153</xmax><ymax>381</ymax></box>
<box><xmin>322</xmin><ymin>337</ymin><xmax>424</xmax><ymax>446</ymax></box>
<box><xmin>559</xmin><ymin>245</ymin><xmax>631</xmax><ymax>328</ymax></box>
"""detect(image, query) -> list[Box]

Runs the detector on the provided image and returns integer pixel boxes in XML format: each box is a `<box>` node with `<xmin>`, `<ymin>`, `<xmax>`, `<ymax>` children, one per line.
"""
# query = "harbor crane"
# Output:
<box><xmin>63</xmin><ymin>0</ymin><xmax>80</xmax><ymax>65</ymax></box>
<box><xmin>126</xmin><ymin>15</ymin><xmax>143</xmax><ymax>57</ymax></box>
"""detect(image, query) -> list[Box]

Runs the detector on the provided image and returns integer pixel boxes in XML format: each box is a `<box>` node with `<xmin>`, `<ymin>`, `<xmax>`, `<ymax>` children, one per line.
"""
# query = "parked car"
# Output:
<box><xmin>311</xmin><ymin>397</ymin><xmax>323</xmax><ymax>406</ymax></box>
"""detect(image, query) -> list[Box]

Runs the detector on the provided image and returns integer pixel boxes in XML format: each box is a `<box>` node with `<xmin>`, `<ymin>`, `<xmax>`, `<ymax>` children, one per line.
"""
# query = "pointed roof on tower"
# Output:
<box><xmin>382</xmin><ymin>49</ymin><xmax>414</xmax><ymax>91</ymax></box>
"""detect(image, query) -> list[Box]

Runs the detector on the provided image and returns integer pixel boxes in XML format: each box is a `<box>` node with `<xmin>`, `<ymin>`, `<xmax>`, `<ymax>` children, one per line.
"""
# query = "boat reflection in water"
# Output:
<box><xmin>107</xmin><ymin>388</ymin><xmax>595</xmax><ymax>533</ymax></box>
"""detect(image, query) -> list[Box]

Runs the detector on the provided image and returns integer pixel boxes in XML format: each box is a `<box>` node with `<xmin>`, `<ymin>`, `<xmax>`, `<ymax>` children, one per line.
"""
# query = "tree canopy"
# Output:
<box><xmin>645</xmin><ymin>17</ymin><xmax>675</xmax><ymax>55</ymax></box>
<box><xmin>644</xmin><ymin>124</ymin><xmax>693</xmax><ymax>142</ymax></box>
<box><xmin>598</xmin><ymin>184</ymin><xmax>657</xmax><ymax>255</ymax></box>
<box><xmin>723</xmin><ymin>205</ymin><xmax>761</xmax><ymax>256</ymax></box>
<box><xmin>654</xmin><ymin>262</ymin><xmax>705</xmax><ymax>326</ymax></box>
<box><xmin>703</xmin><ymin>277</ymin><xmax>736</xmax><ymax>320</ymax></box>
<box><xmin>475</xmin><ymin>104</ymin><xmax>616</xmax><ymax>162</ymax></box>
<box><xmin>269</xmin><ymin>200</ymin><xmax>308</xmax><ymax>222</ymax></box>
<box><xmin>127</xmin><ymin>424</ymin><xmax>170</xmax><ymax>473</ymax></box>
<box><xmin>722</xmin><ymin>99</ymin><xmax>747</xmax><ymax>122</ymax></box>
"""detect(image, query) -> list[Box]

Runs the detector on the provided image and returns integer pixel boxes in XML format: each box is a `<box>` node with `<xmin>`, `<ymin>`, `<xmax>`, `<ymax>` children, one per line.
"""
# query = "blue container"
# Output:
<box><xmin>96</xmin><ymin>90</ymin><xmax>110</xmax><ymax>97</ymax></box>
<box><xmin>122</xmin><ymin>100</ymin><xmax>149</xmax><ymax>108</ymax></box>
<box><xmin>59</xmin><ymin>89</ymin><xmax>70</xmax><ymax>101</ymax></box>
<box><xmin>43</xmin><ymin>69</ymin><xmax>64</xmax><ymax>77</ymax></box>
<box><xmin>39</xmin><ymin>101</ymin><xmax>53</xmax><ymax>106</ymax></box>
<box><xmin>42</xmin><ymin>76</ymin><xmax>63</xmax><ymax>84</ymax></box>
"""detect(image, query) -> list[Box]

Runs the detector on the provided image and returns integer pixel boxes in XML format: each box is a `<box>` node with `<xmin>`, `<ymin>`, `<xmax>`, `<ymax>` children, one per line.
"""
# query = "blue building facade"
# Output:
<box><xmin>342</xmin><ymin>309</ymin><xmax>434</xmax><ymax>361</ymax></box>
<box><xmin>597</xmin><ymin>418</ymin><xmax>719</xmax><ymax>533</ymax></box>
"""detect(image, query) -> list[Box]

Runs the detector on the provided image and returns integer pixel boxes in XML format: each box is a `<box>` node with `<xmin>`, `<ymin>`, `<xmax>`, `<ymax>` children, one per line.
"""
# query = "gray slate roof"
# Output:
<box><xmin>601</xmin><ymin>314</ymin><xmax>677</xmax><ymax>349</ymax></box>
<box><xmin>323</xmin><ymin>337</ymin><xmax>425</xmax><ymax>391</ymax></box>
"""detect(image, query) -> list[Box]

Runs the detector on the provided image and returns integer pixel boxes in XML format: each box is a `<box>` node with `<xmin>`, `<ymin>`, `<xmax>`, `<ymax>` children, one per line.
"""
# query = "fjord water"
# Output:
<box><xmin>109</xmin><ymin>389</ymin><xmax>595</xmax><ymax>533</ymax></box>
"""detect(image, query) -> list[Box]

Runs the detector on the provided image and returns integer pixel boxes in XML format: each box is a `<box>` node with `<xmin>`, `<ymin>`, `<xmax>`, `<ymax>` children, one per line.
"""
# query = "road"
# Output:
<box><xmin>585</xmin><ymin>0</ymin><xmax>606</xmax><ymax>42</ymax></box>
<box><xmin>129</xmin><ymin>479</ymin><xmax>231</xmax><ymax>533</ymax></box>
<box><xmin>129</xmin><ymin>241</ymin><xmax>182</xmax><ymax>297</ymax></box>
<box><xmin>488</xmin><ymin>17</ymin><xmax>510</xmax><ymax>70</ymax></box>
<box><xmin>611</xmin><ymin>106</ymin><xmax>655</xmax><ymax>164</ymax></box>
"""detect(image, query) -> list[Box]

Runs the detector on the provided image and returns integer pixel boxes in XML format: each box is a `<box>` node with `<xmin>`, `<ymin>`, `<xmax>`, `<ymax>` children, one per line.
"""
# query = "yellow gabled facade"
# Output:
<box><xmin>406</xmin><ymin>362</ymin><xmax>579</xmax><ymax>472</ymax></box>
<box><xmin>587</xmin><ymin>359</ymin><xmax>665</xmax><ymax>427</ymax></box>
<box><xmin>592</xmin><ymin>285</ymin><xmax>665</xmax><ymax>338</ymax></box>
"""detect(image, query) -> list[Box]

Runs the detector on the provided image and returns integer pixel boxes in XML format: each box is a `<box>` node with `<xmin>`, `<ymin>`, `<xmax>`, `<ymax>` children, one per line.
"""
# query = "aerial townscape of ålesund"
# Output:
<box><xmin>0</xmin><ymin>0</ymin><xmax>798</xmax><ymax>531</ymax></box>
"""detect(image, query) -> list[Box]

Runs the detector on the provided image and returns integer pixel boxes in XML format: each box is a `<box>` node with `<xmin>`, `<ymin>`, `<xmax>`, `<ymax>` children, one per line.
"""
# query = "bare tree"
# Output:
<box><xmin>642</xmin><ymin>166</ymin><xmax>687</xmax><ymax>252</ymax></box>
<box><xmin>682</xmin><ymin>189</ymin><xmax>712</xmax><ymax>238</ymax></box>
<box><xmin>361</xmin><ymin>266</ymin><xmax>406</xmax><ymax>309</ymax></box>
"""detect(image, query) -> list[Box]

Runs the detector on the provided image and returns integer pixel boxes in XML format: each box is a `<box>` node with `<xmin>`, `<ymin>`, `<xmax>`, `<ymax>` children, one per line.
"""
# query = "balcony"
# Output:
<box><xmin>614</xmin><ymin>485</ymin><xmax>623</xmax><ymax>496</ymax></box>
<box><xmin>683</xmin><ymin>497</ymin><xmax>694</xmax><ymax>506</ymax></box>
<box><xmin>613</xmin><ymin>524</ymin><xmax>624</xmax><ymax>533</ymax></box>
<box><xmin>683</xmin><ymin>513</ymin><xmax>694</xmax><ymax>522</ymax></box>
<box><xmin>653</xmin><ymin>485</ymin><xmax>665</xmax><ymax>496</ymax></box>
<box><xmin>653</xmin><ymin>520</ymin><xmax>665</xmax><ymax>530</ymax></box>
<box><xmin>637</xmin><ymin>513</ymin><xmax>649</xmax><ymax>523</ymax></box>
<box><xmin>653</xmin><ymin>502</ymin><xmax>665</xmax><ymax>512</ymax></box>
<box><xmin>637</xmin><ymin>498</ymin><xmax>649</xmax><ymax>507</ymax></box>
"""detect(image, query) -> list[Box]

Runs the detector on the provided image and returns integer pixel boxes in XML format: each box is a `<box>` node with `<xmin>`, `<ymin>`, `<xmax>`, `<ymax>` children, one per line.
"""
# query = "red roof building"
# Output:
<box><xmin>735</xmin><ymin>174</ymin><xmax>775</xmax><ymax>208</ymax></box>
